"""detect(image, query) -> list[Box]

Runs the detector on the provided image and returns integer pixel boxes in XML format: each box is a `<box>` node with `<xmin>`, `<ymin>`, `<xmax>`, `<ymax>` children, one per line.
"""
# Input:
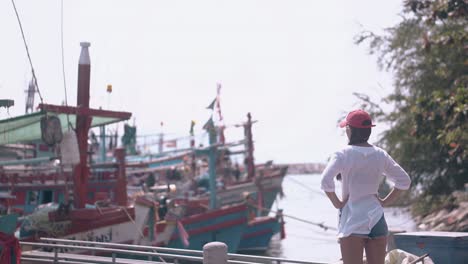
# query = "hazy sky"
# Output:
<box><xmin>1</xmin><ymin>0</ymin><xmax>403</xmax><ymax>163</ymax></box>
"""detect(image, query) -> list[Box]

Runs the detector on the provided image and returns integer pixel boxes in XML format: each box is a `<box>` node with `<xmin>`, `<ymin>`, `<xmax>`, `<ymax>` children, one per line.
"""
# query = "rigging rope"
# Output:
<box><xmin>60</xmin><ymin>0</ymin><xmax>71</xmax><ymax>128</ymax></box>
<box><xmin>286</xmin><ymin>176</ymin><xmax>326</xmax><ymax>196</ymax></box>
<box><xmin>10</xmin><ymin>0</ymin><xmax>44</xmax><ymax>104</ymax></box>
<box><xmin>248</xmin><ymin>202</ymin><xmax>337</xmax><ymax>231</ymax></box>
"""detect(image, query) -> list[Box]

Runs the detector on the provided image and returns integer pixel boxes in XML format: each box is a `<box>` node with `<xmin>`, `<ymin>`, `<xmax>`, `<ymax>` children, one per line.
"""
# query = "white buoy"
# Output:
<box><xmin>203</xmin><ymin>242</ymin><xmax>228</xmax><ymax>264</ymax></box>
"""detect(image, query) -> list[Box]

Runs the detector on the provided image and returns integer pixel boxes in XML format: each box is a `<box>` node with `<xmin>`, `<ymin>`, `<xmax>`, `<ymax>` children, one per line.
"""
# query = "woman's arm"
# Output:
<box><xmin>379</xmin><ymin>188</ymin><xmax>404</xmax><ymax>207</ymax></box>
<box><xmin>321</xmin><ymin>152</ymin><xmax>345</xmax><ymax>209</ymax></box>
<box><xmin>320</xmin><ymin>153</ymin><xmax>342</xmax><ymax>193</ymax></box>
<box><xmin>325</xmin><ymin>191</ymin><xmax>348</xmax><ymax>209</ymax></box>
<box><xmin>380</xmin><ymin>151</ymin><xmax>411</xmax><ymax>207</ymax></box>
<box><xmin>383</xmin><ymin>152</ymin><xmax>411</xmax><ymax>190</ymax></box>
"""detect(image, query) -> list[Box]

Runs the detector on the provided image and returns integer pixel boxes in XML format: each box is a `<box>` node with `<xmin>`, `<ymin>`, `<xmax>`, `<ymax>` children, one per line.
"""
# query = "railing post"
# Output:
<box><xmin>203</xmin><ymin>242</ymin><xmax>227</xmax><ymax>264</ymax></box>
<box><xmin>112</xmin><ymin>252</ymin><xmax>116</xmax><ymax>264</ymax></box>
<box><xmin>53</xmin><ymin>247</ymin><xmax>58</xmax><ymax>264</ymax></box>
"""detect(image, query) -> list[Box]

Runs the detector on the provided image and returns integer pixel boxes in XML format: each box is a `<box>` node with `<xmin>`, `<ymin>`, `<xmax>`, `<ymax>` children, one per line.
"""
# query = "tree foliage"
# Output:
<box><xmin>356</xmin><ymin>0</ymin><xmax>467</xmax><ymax>196</ymax></box>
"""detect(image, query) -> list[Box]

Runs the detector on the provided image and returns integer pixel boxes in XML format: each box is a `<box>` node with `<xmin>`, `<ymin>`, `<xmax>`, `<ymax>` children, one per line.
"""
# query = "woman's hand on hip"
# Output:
<box><xmin>325</xmin><ymin>192</ymin><xmax>348</xmax><ymax>209</ymax></box>
<box><xmin>378</xmin><ymin>188</ymin><xmax>405</xmax><ymax>207</ymax></box>
<box><xmin>375</xmin><ymin>194</ymin><xmax>386</xmax><ymax>207</ymax></box>
<box><xmin>334</xmin><ymin>196</ymin><xmax>348</xmax><ymax>209</ymax></box>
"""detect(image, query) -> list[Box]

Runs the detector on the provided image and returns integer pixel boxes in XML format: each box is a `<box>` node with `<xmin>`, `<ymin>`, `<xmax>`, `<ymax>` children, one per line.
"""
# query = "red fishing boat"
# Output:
<box><xmin>1</xmin><ymin>42</ymin><xmax>250</xmax><ymax>253</ymax></box>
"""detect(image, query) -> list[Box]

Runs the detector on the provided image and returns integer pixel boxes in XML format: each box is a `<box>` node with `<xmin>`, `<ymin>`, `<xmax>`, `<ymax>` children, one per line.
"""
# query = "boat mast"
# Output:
<box><xmin>37</xmin><ymin>42</ymin><xmax>131</xmax><ymax>209</ymax></box>
<box><xmin>74</xmin><ymin>42</ymin><xmax>92</xmax><ymax>209</ymax></box>
<box><xmin>203</xmin><ymin>118</ymin><xmax>218</xmax><ymax>209</ymax></box>
<box><xmin>208</xmin><ymin>124</ymin><xmax>218</xmax><ymax>209</ymax></box>
<box><xmin>245</xmin><ymin>113</ymin><xmax>255</xmax><ymax>179</ymax></box>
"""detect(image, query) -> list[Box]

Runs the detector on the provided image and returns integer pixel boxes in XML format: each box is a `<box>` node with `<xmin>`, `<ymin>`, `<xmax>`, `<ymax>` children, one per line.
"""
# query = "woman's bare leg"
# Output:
<box><xmin>340</xmin><ymin>236</ymin><xmax>366</xmax><ymax>264</ymax></box>
<box><xmin>364</xmin><ymin>236</ymin><xmax>387</xmax><ymax>264</ymax></box>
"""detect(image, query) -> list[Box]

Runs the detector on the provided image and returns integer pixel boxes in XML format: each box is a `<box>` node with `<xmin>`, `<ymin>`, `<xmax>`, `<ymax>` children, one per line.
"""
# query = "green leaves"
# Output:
<box><xmin>356</xmin><ymin>0</ymin><xmax>467</xmax><ymax>198</ymax></box>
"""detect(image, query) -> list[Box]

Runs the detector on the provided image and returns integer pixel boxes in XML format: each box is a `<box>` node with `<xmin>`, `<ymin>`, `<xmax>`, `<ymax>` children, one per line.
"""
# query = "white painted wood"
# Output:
<box><xmin>203</xmin><ymin>242</ymin><xmax>228</xmax><ymax>264</ymax></box>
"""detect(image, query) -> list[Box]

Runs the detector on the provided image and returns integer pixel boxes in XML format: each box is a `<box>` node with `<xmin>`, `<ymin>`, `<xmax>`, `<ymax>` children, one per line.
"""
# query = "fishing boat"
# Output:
<box><xmin>3</xmin><ymin>43</ymin><xmax>160</xmax><ymax>250</ymax></box>
<box><xmin>1</xmin><ymin>42</ymin><xmax>252</xmax><ymax>254</ymax></box>
<box><xmin>122</xmin><ymin>111</ymin><xmax>287</xmax><ymax>253</ymax></box>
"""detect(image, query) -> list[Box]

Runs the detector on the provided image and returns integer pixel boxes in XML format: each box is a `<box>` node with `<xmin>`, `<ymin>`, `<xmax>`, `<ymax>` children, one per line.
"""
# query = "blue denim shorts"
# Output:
<box><xmin>351</xmin><ymin>214</ymin><xmax>388</xmax><ymax>238</ymax></box>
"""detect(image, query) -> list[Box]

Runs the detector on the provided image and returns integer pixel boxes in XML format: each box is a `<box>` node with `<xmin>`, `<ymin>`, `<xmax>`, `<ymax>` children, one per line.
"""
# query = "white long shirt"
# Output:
<box><xmin>320</xmin><ymin>145</ymin><xmax>411</xmax><ymax>237</ymax></box>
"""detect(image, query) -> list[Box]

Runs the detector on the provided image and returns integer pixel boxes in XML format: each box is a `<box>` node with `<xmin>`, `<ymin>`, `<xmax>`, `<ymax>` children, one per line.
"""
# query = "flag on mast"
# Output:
<box><xmin>206</xmin><ymin>98</ymin><xmax>216</xmax><ymax>110</ymax></box>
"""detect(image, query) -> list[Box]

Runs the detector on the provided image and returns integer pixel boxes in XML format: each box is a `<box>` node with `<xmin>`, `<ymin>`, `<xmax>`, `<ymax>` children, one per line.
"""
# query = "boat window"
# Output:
<box><xmin>41</xmin><ymin>190</ymin><xmax>53</xmax><ymax>204</ymax></box>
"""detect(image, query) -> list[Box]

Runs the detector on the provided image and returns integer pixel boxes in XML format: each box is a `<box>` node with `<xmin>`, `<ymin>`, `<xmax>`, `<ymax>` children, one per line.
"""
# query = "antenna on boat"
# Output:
<box><xmin>25</xmin><ymin>78</ymin><xmax>37</xmax><ymax>114</ymax></box>
<box><xmin>158</xmin><ymin>122</ymin><xmax>164</xmax><ymax>154</ymax></box>
<box><xmin>190</xmin><ymin>120</ymin><xmax>196</xmax><ymax>178</ymax></box>
<box><xmin>11</xmin><ymin>0</ymin><xmax>44</xmax><ymax>105</ymax></box>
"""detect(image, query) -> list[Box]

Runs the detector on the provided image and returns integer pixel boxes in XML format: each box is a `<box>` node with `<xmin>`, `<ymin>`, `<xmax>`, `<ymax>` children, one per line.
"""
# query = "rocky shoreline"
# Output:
<box><xmin>414</xmin><ymin>191</ymin><xmax>468</xmax><ymax>232</ymax></box>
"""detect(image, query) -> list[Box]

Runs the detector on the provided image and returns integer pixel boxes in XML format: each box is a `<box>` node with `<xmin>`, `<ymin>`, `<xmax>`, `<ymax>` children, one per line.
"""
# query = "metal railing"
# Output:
<box><xmin>19</xmin><ymin>237</ymin><xmax>328</xmax><ymax>264</ymax></box>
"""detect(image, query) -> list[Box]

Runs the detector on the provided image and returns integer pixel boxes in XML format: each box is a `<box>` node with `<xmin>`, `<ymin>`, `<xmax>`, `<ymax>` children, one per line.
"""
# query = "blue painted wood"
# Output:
<box><xmin>168</xmin><ymin>208</ymin><xmax>248</xmax><ymax>253</ymax></box>
<box><xmin>394</xmin><ymin>231</ymin><xmax>468</xmax><ymax>264</ymax></box>
<box><xmin>0</xmin><ymin>214</ymin><xmax>18</xmax><ymax>235</ymax></box>
<box><xmin>238</xmin><ymin>217</ymin><xmax>280</xmax><ymax>253</ymax></box>
<box><xmin>0</xmin><ymin>214</ymin><xmax>19</xmax><ymax>264</ymax></box>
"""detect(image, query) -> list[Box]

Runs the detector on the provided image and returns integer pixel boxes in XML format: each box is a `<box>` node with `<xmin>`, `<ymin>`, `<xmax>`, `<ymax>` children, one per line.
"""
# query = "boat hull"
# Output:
<box><xmin>167</xmin><ymin>204</ymin><xmax>248</xmax><ymax>253</ymax></box>
<box><xmin>211</xmin><ymin>167</ymin><xmax>287</xmax><ymax>216</ymax></box>
<box><xmin>237</xmin><ymin>216</ymin><xmax>280</xmax><ymax>253</ymax></box>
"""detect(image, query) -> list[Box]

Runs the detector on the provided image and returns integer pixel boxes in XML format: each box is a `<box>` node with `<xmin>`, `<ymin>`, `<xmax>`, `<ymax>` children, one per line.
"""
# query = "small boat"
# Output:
<box><xmin>393</xmin><ymin>231</ymin><xmax>468</xmax><ymax>264</ymax></box>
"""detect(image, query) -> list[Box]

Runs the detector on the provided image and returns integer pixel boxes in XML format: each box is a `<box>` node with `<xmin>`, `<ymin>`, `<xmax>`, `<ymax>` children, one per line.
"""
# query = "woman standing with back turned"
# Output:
<box><xmin>321</xmin><ymin>109</ymin><xmax>411</xmax><ymax>264</ymax></box>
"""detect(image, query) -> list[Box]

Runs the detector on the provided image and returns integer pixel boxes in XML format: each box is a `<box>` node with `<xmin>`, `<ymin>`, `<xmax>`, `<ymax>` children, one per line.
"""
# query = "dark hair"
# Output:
<box><xmin>348</xmin><ymin>120</ymin><xmax>372</xmax><ymax>145</ymax></box>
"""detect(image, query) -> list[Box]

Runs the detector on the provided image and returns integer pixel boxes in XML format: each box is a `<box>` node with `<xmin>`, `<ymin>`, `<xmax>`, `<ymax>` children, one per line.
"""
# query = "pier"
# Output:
<box><xmin>20</xmin><ymin>237</ymin><xmax>327</xmax><ymax>264</ymax></box>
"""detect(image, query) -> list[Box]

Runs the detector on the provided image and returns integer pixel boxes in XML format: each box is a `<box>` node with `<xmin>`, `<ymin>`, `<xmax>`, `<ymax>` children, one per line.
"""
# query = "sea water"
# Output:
<box><xmin>267</xmin><ymin>174</ymin><xmax>417</xmax><ymax>263</ymax></box>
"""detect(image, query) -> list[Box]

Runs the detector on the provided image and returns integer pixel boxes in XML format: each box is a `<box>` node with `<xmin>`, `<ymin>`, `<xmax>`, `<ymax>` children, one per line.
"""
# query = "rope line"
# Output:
<box><xmin>60</xmin><ymin>0</ymin><xmax>71</xmax><ymax>128</ymax></box>
<box><xmin>11</xmin><ymin>0</ymin><xmax>44</xmax><ymax>104</ymax></box>
<box><xmin>248</xmin><ymin>202</ymin><xmax>337</xmax><ymax>231</ymax></box>
<box><xmin>286</xmin><ymin>176</ymin><xmax>326</xmax><ymax>196</ymax></box>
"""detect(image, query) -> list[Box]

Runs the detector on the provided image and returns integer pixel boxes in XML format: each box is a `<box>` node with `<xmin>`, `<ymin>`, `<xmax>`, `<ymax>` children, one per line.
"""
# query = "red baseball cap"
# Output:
<box><xmin>339</xmin><ymin>109</ymin><xmax>376</xmax><ymax>128</ymax></box>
